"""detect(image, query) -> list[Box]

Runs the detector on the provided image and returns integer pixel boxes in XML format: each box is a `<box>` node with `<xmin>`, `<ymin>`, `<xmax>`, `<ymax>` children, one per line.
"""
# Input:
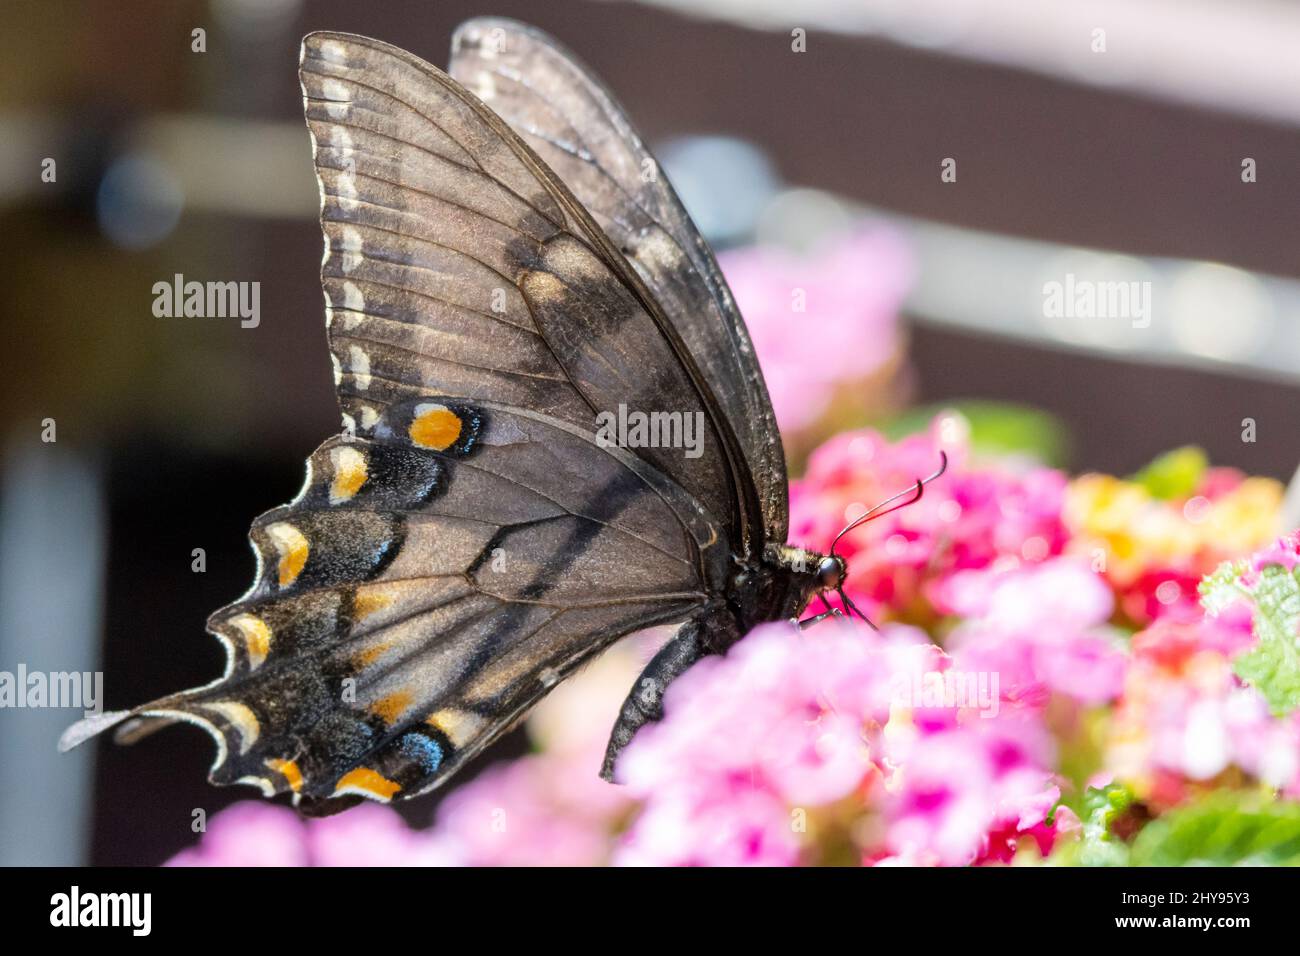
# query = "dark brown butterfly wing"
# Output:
<box><xmin>449</xmin><ymin>17</ymin><xmax>789</xmax><ymax>544</ymax></box>
<box><xmin>65</xmin><ymin>399</ymin><xmax>725</xmax><ymax>806</ymax></box>
<box><xmin>62</xmin><ymin>30</ymin><xmax>752</xmax><ymax>808</ymax></box>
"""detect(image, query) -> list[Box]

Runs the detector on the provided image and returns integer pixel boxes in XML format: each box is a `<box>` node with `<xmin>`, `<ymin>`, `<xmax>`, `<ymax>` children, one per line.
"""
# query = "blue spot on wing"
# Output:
<box><xmin>398</xmin><ymin>731</ymin><xmax>444</xmax><ymax>774</ymax></box>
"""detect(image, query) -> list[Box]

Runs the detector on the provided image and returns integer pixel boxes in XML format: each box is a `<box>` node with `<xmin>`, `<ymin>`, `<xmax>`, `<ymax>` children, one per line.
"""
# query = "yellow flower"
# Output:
<box><xmin>1063</xmin><ymin>472</ymin><xmax>1282</xmax><ymax>585</ymax></box>
<box><xmin>1203</xmin><ymin>478</ymin><xmax>1283</xmax><ymax>554</ymax></box>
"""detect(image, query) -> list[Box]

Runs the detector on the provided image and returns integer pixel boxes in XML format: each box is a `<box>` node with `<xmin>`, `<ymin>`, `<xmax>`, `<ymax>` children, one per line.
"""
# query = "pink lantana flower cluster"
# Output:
<box><xmin>789</xmin><ymin>418</ymin><xmax>1069</xmax><ymax>623</ymax></box>
<box><xmin>615</xmin><ymin>623</ymin><xmax>949</xmax><ymax>865</ymax></box>
<box><xmin>1104</xmin><ymin>616</ymin><xmax>1299</xmax><ymax>812</ymax></box>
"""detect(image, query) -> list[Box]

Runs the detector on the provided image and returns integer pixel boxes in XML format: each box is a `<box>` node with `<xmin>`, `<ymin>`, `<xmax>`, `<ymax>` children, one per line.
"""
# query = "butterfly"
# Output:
<box><xmin>61</xmin><ymin>18</ymin><xmax>944</xmax><ymax>814</ymax></box>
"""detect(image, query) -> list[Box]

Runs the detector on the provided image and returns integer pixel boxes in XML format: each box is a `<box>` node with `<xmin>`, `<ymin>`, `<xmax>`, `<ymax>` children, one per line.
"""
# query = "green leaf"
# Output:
<box><xmin>1050</xmin><ymin>783</ymin><xmax>1134</xmax><ymax>866</ymax></box>
<box><xmin>1198</xmin><ymin>557</ymin><xmax>1248</xmax><ymax>617</ymax></box>
<box><xmin>1200</xmin><ymin>553</ymin><xmax>1300</xmax><ymax>717</ymax></box>
<box><xmin>1130</xmin><ymin>792</ymin><xmax>1300</xmax><ymax>866</ymax></box>
<box><xmin>1233</xmin><ymin>564</ymin><xmax>1300</xmax><ymax>716</ymax></box>
<box><xmin>881</xmin><ymin>401</ymin><xmax>1069</xmax><ymax>467</ymax></box>
<box><xmin>1131</xmin><ymin>446</ymin><xmax>1207</xmax><ymax>500</ymax></box>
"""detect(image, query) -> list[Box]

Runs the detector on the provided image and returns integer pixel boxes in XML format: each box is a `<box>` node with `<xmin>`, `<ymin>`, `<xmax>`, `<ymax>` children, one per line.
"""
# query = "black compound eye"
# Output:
<box><xmin>817</xmin><ymin>556</ymin><xmax>844</xmax><ymax>589</ymax></box>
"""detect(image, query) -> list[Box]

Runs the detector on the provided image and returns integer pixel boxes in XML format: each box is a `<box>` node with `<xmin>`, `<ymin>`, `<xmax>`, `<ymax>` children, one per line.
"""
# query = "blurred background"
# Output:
<box><xmin>2</xmin><ymin>0</ymin><xmax>1299</xmax><ymax>865</ymax></box>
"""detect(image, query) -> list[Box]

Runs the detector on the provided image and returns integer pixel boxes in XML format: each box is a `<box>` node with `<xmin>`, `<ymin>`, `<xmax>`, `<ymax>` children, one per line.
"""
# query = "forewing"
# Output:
<box><xmin>64</xmin><ymin>401</ymin><xmax>726</xmax><ymax>808</ymax></box>
<box><xmin>300</xmin><ymin>30</ymin><xmax>763</xmax><ymax>549</ymax></box>
<box><xmin>449</xmin><ymin>17</ymin><xmax>788</xmax><ymax>543</ymax></box>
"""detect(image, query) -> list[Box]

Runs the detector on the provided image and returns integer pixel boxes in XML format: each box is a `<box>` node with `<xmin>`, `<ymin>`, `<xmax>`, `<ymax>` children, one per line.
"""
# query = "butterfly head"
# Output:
<box><xmin>816</xmin><ymin>554</ymin><xmax>847</xmax><ymax>591</ymax></box>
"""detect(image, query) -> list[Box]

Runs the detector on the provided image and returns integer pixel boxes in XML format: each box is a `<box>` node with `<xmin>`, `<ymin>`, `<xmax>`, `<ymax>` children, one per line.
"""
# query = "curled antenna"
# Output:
<box><xmin>827</xmin><ymin>451</ymin><xmax>949</xmax><ymax>627</ymax></box>
<box><xmin>828</xmin><ymin>451</ymin><xmax>948</xmax><ymax>559</ymax></box>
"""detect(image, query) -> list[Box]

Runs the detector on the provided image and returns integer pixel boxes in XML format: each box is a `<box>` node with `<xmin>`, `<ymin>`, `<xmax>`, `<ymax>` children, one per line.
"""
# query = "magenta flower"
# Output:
<box><xmin>976</xmin><ymin>805</ymin><xmax>1082</xmax><ymax>864</ymax></box>
<box><xmin>1118</xmin><ymin>568</ymin><xmax>1207</xmax><ymax>627</ymax></box>
<box><xmin>883</xmin><ymin>718</ymin><xmax>1060</xmax><ymax>866</ymax></box>
<box><xmin>1241</xmin><ymin>531</ymin><xmax>1300</xmax><ymax>584</ymax></box>
<box><xmin>789</xmin><ymin>419</ymin><xmax>1070</xmax><ymax>622</ymax></box>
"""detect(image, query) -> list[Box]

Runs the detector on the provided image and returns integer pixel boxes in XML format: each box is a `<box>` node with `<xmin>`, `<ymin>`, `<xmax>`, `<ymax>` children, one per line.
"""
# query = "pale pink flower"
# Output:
<box><xmin>309</xmin><ymin>802</ymin><xmax>456</xmax><ymax>867</ymax></box>
<box><xmin>167</xmin><ymin>800</ymin><xmax>457</xmax><ymax>867</ymax></box>
<box><xmin>167</xmin><ymin>802</ymin><xmax>308</xmax><ymax>867</ymax></box>
<box><xmin>615</xmin><ymin>788</ymin><xmax>801</xmax><ymax>867</ymax></box>
<box><xmin>1107</xmin><ymin>617</ymin><xmax>1300</xmax><ymax>802</ymax></box>
<box><xmin>427</xmin><ymin>747</ymin><xmax>628</xmax><ymax>866</ymax></box>
<box><xmin>614</xmin><ymin>621</ymin><xmax>929</xmax><ymax>865</ymax></box>
<box><xmin>420</xmin><ymin>636</ymin><xmax>651</xmax><ymax>866</ymax></box>
<box><xmin>719</xmin><ymin>227</ymin><xmax>912</xmax><ymax>435</ymax></box>
<box><xmin>945</xmin><ymin>558</ymin><xmax>1126</xmax><ymax>708</ymax></box>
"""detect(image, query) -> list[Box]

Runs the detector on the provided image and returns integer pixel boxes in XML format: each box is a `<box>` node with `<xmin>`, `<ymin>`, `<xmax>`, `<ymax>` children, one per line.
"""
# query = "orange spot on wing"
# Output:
<box><xmin>352</xmin><ymin>589</ymin><xmax>394</xmax><ymax>621</ymax></box>
<box><xmin>266</xmin><ymin>523</ymin><xmax>309</xmax><ymax>587</ymax></box>
<box><xmin>370</xmin><ymin>690</ymin><xmax>413</xmax><ymax>725</ymax></box>
<box><xmin>230</xmin><ymin>614</ymin><xmax>272</xmax><ymax>669</ymax></box>
<box><xmin>409</xmin><ymin>405</ymin><xmax>462</xmax><ymax>451</ymax></box>
<box><xmin>335</xmin><ymin>767</ymin><xmax>400</xmax><ymax>800</ymax></box>
<box><xmin>266</xmin><ymin>758</ymin><xmax>303</xmax><ymax>793</ymax></box>
<box><xmin>355</xmin><ymin>640</ymin><xmax>393</xmax><ymax>666</ymax></box>
<box><xmin>329</xmin><ymin>446</ymin><xmax>368</xmax><ymax>503</ymax></box>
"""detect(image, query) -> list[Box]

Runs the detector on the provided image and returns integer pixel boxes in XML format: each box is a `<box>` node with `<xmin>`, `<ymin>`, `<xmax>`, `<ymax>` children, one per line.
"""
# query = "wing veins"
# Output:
<box><xmin>326</xmin><ymin>274</ymin><xmax>532</xmax><ymax>335</ymax></box>
<box><xmin>325</xmin><ymin>216</ymin><xmax>525</xmax><ymax>292</ymax></box>
<box><xmin>303</xmin><ymin>66</ymin><xmax>568</xmax><ymax>230</ymax></box>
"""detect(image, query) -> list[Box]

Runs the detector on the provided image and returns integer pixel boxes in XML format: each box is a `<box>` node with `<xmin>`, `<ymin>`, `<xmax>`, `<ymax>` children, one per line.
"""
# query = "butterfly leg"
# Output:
<box><xmin>791</xmin><ymin>592</ymin><xmax>847</xmax><ymax>630</ymax></box>
<box><xmin>792</xmin><ymin>607</ymin><xmax>843</xmax><ymax>630</ymax></box>
<box><xmin>600</xmin><ymin>619</ymin><xmax>708</xmax><ymax>781</ymax></box>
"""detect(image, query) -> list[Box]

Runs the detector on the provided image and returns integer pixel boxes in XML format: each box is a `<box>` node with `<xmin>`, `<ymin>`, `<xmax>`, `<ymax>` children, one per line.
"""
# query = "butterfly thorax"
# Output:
<box><xmin>722</xmin><ymin>544</ymin><xmax>842</xmax><ymax>637</ymax></box>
